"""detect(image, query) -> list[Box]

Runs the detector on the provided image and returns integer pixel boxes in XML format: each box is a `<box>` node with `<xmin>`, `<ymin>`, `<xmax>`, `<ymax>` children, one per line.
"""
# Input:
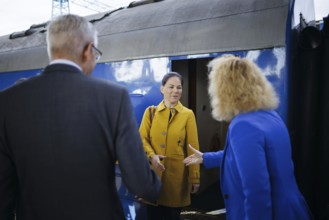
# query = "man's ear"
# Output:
<box><xmin>82</xmin><ymin>43</ymin><xmax>93</xmax><ymax>62</ymax></box>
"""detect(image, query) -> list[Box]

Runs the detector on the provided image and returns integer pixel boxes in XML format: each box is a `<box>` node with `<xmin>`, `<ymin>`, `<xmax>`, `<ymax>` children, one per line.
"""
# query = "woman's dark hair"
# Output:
<box><xmin>161</xmin><ymin>72</ymin><xmax>183</xmax><ymax>86</ymax></box>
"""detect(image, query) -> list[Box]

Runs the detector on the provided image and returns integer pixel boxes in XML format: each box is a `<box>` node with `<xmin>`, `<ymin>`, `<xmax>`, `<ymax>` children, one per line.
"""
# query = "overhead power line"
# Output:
<box><xmin>71</xmin><ymin>0</ymin><xmax>114</xmax><ymax>13</ymax></box>
<box><xmin>52</xmin><ymin>0</ymin><xmax>115</xmax><ymax>18</ymax></box>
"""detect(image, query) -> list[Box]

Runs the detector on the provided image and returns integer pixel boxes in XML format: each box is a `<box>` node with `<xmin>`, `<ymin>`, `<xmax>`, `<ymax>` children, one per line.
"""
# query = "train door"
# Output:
<box><xmin>172</xmin><ymin>58</ymin><xmax>226</xmax><ymax>211</ymax></box>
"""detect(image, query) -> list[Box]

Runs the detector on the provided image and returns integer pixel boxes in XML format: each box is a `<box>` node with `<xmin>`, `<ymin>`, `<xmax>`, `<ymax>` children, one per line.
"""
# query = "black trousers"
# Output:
<box><xmin>147</xmin><ymin>204</ymin><xmax>182</xmax><ymax>220</ymax></box>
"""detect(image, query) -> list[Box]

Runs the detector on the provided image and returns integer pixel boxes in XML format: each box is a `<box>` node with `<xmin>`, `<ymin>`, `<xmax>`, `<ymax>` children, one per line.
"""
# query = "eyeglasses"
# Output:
<box><xmin>92</xmin><ymin>44</ymin><xmax>103</xmax><ymax>61</ymax></box>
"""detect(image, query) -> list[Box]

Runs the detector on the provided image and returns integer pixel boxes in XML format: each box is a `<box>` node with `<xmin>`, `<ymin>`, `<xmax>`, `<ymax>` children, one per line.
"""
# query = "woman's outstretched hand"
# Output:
<box><xmin>183</xmin><ymin>144</ymin><xmax>203</xmax><ymax>166</ymax></box>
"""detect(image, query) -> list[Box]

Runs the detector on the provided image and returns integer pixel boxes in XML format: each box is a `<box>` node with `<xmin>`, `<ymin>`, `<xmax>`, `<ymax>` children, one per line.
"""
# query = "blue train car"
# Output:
<box><xmin>0</xmin><ymin>0</ymin><xmax>290</xmax><ymax>147</ymax></box>
<box><xmin>1</xmin><ymin>0</ymin><xmax>328</xmax><ymax>219</ymax></box>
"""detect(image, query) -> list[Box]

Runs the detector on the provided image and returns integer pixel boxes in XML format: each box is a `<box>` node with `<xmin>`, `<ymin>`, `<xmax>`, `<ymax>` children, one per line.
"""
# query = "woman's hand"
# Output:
<box><xmin>183</xmin><ymin>144</ymin><xmax>203</xmax><ymax>166</ymax></box>
<box><xmin>150</xmin><ymin>154</ymin><xmax>166</xmax><ymax>172</ymax></box>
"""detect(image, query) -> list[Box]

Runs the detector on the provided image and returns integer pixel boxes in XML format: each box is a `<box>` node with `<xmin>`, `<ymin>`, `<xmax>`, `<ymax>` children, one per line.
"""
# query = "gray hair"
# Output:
<box><xmin>46</xmin><ymin>14</ymin><xmax>97</xmax><ymax>60</ymax></box>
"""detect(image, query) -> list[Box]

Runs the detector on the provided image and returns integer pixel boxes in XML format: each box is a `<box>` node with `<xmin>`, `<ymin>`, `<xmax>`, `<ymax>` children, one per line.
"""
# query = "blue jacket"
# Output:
<box><xmin>203</xmin><ymin>110</ymin><xmax>312</xmax><ymax>220</ymax></box>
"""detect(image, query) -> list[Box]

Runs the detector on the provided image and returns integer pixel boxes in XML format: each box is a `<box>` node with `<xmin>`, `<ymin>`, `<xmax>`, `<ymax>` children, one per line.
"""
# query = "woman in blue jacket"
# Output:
<box><xmin>184</xmin><ymin>55</ymin><xmax>312</xmax><ymax>220</ymax></box>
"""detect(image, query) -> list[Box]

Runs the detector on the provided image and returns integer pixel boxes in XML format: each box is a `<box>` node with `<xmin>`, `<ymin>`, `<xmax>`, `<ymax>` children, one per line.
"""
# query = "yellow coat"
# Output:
<box><xmin>139</xmin><ymin>101</ymin><xmax>200</xmax><ymax>207</ymax></box>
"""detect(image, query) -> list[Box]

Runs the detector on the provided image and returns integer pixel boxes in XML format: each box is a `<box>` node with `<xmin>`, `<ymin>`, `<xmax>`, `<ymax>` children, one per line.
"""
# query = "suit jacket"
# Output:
<box><xmin>203</xmin><ymin>110</ymin><xmax>312</xmax><ymax>220</ymax></box>
<box><xmin>0</xmin><ymin>64</ymin><xmax>161</xmax><ymax>220</ymax></box>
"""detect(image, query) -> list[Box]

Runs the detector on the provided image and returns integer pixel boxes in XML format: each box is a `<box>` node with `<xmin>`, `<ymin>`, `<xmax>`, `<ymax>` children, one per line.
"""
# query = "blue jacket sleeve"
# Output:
<box><xmin>203</xmin><ymin>151</ymin><xmax>224</xmax><ymax>169</ymax></box>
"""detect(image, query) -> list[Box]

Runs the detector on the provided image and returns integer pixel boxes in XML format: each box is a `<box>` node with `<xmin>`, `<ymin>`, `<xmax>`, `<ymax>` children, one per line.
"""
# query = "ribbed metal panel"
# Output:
<box><xmin>0</xmin><ymin>0</ymin><xmax>289</xmax><ymax>71</ymax></box>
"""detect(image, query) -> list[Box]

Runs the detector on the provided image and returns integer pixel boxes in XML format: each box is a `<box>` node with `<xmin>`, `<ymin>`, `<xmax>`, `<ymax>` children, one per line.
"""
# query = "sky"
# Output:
<box><xmin>314</xmin><ymin>0</ymin><xmax>329</xmax><ymax>18</ymax></box>
<box><xmin>0</xmin><ymin>0</ymin><xmax>328</xmax><ymax>37</ymax></box>
<box><xmin>0</xmin><ymin>0</ymin><xmax>132</xmax><ymax>36</ymax></box>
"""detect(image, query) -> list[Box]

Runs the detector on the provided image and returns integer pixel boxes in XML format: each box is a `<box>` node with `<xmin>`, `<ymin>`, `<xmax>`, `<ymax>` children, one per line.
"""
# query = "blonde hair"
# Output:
<box><xmin>207</xmin><ymin>55</ymin><xmax>279</xmax><ymax>122</ymax></box>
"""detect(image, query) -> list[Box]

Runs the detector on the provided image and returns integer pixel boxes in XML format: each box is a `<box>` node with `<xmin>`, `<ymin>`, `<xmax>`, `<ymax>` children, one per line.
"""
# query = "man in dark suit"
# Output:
<box><xmin>0</xmin><ymin>14</ymin><xmax>161</xmax><ymax>220</ymax></box>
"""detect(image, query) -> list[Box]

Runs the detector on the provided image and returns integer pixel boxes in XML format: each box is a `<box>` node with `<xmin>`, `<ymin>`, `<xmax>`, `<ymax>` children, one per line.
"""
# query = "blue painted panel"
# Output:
<box><xmin>0</xmin><ymin>48</ymin><xmax>287</xmax><ymax>123</ymax></box>
<box><xmin>0</xmin><ymin>69</ymin><xmax>41</xmax><ymax>91</ymax></box>
<box><xmin>92</xmin><ymin>58</ymin><xmax>170</xmax><ymax>126</ymax></box>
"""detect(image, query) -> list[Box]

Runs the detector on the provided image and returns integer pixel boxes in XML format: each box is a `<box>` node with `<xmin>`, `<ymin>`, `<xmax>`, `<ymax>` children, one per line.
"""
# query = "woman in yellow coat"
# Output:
<box><xmin>139</xmin><ymin>72</ymin><xmax>200</xmax><ymax>220</ymax></box>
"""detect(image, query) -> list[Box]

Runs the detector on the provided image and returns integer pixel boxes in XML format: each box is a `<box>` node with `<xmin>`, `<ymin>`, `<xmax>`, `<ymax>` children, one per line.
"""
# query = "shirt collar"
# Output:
<box><xmin>50</xmin><ymin>59</ymin><xmax>82</xmax><ymax>72</ymax></box>
<box><xmin>157</xmin><ymin>100</ymin><xmax>184</xmax><ymax>112</ymax></box>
